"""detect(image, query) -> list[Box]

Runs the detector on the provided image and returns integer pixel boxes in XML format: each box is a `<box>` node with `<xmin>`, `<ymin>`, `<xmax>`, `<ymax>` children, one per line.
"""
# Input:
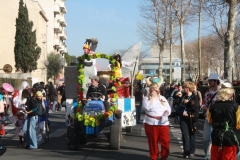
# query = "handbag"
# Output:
<box><xmin>176</xmin><ymin>95</ymin><xmax>193</xmax><ymax>116</ymax></box>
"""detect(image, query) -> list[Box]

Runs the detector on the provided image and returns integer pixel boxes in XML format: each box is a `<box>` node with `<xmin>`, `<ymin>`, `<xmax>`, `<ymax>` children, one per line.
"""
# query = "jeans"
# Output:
<box><xmin>180</xmin><ymin>120</ymin><xmax>196</xmax><ymax>156</ymax></box>
<box><xmin>203</xmin><ymin>119</ymin><xmax>212</xmax><ymax>160</ymax></box>
<box><xmin>136</xmin><ymin>102</ymin><xmax>142</xmax><ymax>121</ymax></box>
<box><xmin>23</xmin><ymin>116</ymin><xmax>38</xmax><ymax>149</ymax></box>
<box><xmin>58</xmin><ymin>103</ymin><xmax>62</xmax><ymax>111</ymax></box>
<box><xmin>51</xmin><ymin>101</ymin><xmax>57</xmax><ymax>111</ymax></box>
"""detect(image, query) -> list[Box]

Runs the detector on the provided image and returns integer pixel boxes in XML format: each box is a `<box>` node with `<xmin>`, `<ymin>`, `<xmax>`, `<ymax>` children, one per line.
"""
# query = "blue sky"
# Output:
<box><xmin>65</xmin><ymin>1</ymin><xmax>203</xmax><ymax>57</ymax></box>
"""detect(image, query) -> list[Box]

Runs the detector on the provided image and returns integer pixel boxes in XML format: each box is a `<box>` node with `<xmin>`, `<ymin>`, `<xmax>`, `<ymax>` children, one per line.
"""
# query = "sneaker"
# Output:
<box><xmin>0</xmin><ymin>146</ymin><xmax>6</xmax><ymax>156</ymax></box>
<box><xmin>190</xmin><ymin>154</ymin><xmax>194</xmax><ymax>157</ymax></box>
<box><xmin>24</xmin><ymin>145</ymin><xmax>30</xmax><ymax>149</ymax></box>
<box><xmin>183</xmin><ymin>154</ymin><xmax>189</xmax><ymax>158</ymax></box>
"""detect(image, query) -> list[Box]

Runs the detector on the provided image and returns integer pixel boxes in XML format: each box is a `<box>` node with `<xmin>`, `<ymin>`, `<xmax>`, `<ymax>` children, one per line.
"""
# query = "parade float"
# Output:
<box><xmin>64</xmin><ymin>38</ymin><xmax>140</xmax><ymax>150</ymax></box>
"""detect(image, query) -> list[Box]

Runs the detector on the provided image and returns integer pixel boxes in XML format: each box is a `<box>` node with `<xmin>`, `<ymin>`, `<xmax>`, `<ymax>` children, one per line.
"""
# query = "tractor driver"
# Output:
<box><xmin>86</xmin><ymin>76</ymin><xmax>109</xmax><ymax>111</ymax></box>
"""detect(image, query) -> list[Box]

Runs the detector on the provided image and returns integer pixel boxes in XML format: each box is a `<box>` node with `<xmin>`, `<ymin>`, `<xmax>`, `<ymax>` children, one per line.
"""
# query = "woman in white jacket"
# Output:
<box><xmin>142</xmin><ymin>83</ymin><xmax>171</xmax><ymax>160</ymax></box>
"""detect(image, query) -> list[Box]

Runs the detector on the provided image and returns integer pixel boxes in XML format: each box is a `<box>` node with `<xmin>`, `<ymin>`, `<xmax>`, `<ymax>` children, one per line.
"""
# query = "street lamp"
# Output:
<box><xmin>44</xmin><ymin>60</ymin><xmax>49</xmax><ymax>83</ymax></box>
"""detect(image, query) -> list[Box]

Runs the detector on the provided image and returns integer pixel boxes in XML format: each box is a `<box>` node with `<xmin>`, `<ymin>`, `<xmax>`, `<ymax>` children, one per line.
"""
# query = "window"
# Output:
<box><xmin>144</xmin><ymin>69</ymin><xmax>150</xmax><ymax>74</ymax></box>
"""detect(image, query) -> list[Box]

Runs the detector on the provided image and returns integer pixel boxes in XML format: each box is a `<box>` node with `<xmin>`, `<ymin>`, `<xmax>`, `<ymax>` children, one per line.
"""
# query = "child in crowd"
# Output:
<box><xmin>15</xmin><ymin>112</ymin><xmax>25</xmax><ymax>147</ymax></box>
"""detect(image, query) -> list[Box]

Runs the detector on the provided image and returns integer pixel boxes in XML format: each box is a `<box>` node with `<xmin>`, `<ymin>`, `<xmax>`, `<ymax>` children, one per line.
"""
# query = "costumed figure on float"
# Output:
<box><xmin>82</xmin><ymin>38</ymin><xmax>98</xmax><ymax>96</ymax></box>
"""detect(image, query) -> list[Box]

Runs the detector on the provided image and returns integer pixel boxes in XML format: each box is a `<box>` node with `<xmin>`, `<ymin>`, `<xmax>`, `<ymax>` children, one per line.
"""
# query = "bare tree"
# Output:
<box><xmin>203</xmin><ymin>0</ymin><xmax>239</xmax><ymax>82</ymax></box>
<box><xmin>138</xmin><ymin>0</ymin><xmax>172</xmax><ymax>77</ymax></box>
<box><xmin>185</xmin><ymin>34</ymin><xmax>224</xmax><ymax>79</ymax></box>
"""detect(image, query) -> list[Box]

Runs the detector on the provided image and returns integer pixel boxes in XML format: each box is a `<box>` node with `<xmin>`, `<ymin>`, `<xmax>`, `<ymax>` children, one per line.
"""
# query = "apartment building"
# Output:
<box><xmin>36</xmin><ymin>0</ymin><xmax>67</xmax><ymax>55</ymax></box>
<box><xmin>0</xmin><ymin>0</ymin><xmax>67</xmax><ymax>84</ymax></box>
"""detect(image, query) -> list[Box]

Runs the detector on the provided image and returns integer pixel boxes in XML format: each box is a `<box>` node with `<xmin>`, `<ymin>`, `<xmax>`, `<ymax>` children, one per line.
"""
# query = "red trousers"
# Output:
<box><xmin>211</xmin><ymin>145</ymin><xmax>237</xmax><ymax>160</ymax></box>
<box><xmin>144</xmin><ymin>123</ymin><xmax>170</xmax><ymax>160</ymax></box>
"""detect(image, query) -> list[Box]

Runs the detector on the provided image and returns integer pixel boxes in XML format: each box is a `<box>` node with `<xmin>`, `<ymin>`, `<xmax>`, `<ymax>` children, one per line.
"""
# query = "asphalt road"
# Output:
<box><xmin>0</xmin><ymin>111</ymin><xmax>240</xmax><ymax>160</ymax></box>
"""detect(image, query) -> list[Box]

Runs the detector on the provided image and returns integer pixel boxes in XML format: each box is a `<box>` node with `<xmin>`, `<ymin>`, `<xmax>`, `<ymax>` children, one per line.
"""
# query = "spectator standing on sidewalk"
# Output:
<box><xmin>15</xmin><ymin>112</ymin><xmax>25</xmax><ymax>147</ymax></box>
<box><xmin>48</xmin><ymin>82</ymin><xmax>57</xmax><ymax>112</ymax></box>
<box><xmin>172</xmin><ymin>84</ymin><xmax>183</xmax><ymax>124</ymax></box>
<box><xmin>134</xmin><ymin>82</ymin><xmax>143</xmax><ymax>123</ymax></box>
<box><xmin>142</xmin><ymin>82</ymin><xmax>171</xmax><ymax>160</ymax></box>
<box><xmin>208</xmin><ymin>82</ymin><xmax>240</xmax><ymax>160</ymax></box>
<box><xmin>59</xmin><ymin>83</ymin><xmax>66</xmax><ymax>108</ymax></box>
<box><xmin>193</xmin><ymin>83</ymin><xmax>202</xmax><ymax>106</ymax></box>
<box><xmin>177</xmin><ymin>82</ymin><xmax>199</xmax><ymax>158</ymax></box>
<box><xmin>201</xmin><ymin>73</ymin><xmax>220</xmax><ymax>160</ymax></box>
<box><xmin>23</xmin><ymin>83</ymin><xmax>40</xmax><ymax>149</ymax></box>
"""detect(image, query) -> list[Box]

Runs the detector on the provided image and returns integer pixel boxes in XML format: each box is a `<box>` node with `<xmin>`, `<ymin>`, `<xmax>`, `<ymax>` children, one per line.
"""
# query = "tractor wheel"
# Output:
<box><xmin>110</xmin><ymin>119</ymin><xmax>121</xmax><ymax>150</ymax></box>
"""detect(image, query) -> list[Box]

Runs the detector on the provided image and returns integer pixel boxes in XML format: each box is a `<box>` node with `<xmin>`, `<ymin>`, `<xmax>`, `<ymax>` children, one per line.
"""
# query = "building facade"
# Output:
<box><xmin>139</xmin><ymin>45</ymin><xmax>183</xmax><ymax>82</ymax></box>
<box><xmin>0</xmin><ymin>0</ymin><xmax>67</xmax><ymax>84</ymax></box>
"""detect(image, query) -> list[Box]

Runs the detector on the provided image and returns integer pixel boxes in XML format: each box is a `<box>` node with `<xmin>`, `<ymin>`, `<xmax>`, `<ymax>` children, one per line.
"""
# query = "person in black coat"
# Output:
<box><xmin>177</xmin><ymin>81</ymin><xmax>199</xmax><ymax>158</ymax></box>
<box><xmin>48</xmin><ymin>82</ymin><xmax>57</xmax><ymax>111</ymax></box>
<box><xmin>59</xmin><ymin>83</ymin><xmax>66</xmax><ymax>107</ymax></box>
<box><xmin>208</xmin><ymin>83</ymin><xmax>240</xmax><ymax>160</ymax></box>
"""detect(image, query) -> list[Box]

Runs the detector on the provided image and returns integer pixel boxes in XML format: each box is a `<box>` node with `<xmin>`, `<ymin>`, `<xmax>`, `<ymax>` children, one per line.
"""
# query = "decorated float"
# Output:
<box><xmin>64</xmin><ymin>39</ymin><xmax>140</xmax><ymax>150</ymax></box>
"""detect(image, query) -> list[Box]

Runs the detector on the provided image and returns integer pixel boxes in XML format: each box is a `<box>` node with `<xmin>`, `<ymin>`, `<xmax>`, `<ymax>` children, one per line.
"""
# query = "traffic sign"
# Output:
<box><xmin>150</xmin><ymin>70</ymin><xmax>154</xmax><ymax>76</ymax></box>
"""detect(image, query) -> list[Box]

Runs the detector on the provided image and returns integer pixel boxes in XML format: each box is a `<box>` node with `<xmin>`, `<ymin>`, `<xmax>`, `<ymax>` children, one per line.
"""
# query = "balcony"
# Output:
<box><xmin>59</xmin><ymin>31</ymin><xmax>67</xmax><ymax>40</ymax></box>
<box><xmin>59</xmin><ymin>2</ymin><xmax>67</xmax><ymax>14</ymax></box>
<box><xmin>54</xmin><ymin>21</ymin><xmax>61</xmax><ymax>33</ymax></box>
<box><xmin>59</xmin><ymin>16</ymin><xmax>67</xmax><ymax>27</ymax></box>
<box><xmin>54</xmin><ymin>39</ymin><xmax>61</xmax><ymax>48</ymax></box>
<box><xmin>54</xmin><ymin>5</ymin><xmax>60</xmax><ymax>14</ymax></box>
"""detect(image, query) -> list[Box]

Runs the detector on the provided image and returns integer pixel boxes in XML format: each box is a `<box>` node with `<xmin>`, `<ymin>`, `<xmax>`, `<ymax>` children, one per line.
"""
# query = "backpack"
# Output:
<box><xmin>37</xmin><ymin>101</ymin><xmax>46</xmax><ymax>116</ymax></box>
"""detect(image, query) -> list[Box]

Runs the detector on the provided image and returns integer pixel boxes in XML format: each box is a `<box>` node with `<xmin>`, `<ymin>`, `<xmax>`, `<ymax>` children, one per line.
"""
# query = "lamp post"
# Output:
<box><xmin>44</xmin><ymin>60</ymin><xmax>49</xmax><ymax>83</ymax></box>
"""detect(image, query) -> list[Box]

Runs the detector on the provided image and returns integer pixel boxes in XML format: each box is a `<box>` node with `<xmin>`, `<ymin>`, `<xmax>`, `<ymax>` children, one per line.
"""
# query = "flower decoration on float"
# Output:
<box><xmin>74</xmin><ymin>50</ymin><xmax>122</xmax><ymax>127</ymax></box>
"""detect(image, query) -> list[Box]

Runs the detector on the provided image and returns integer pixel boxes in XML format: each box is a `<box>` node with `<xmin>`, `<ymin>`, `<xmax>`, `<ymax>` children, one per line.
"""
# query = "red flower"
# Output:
<box><xmin>109</xmin><ymin>93</ymin><xmax>114</xmax><ymax>98</ymax></box>
<box><xmin>113</xmin><ymin>82</ymin><xmax>118</xmax><ymax>87</ymax></box>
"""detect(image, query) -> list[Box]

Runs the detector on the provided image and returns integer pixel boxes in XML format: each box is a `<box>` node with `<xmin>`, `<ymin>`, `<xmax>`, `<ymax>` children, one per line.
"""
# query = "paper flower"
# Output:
<box><xmin>77</xmin><ymin>114</ymin><xmax>83</xmax><ymax>121</ymax></box>
<box><xmin>76</xmin><ymin>107</ymin><xmax>81</xmax><ymax>113</ymax></box>
<box><xmin>111</xmin><ymin>86</ymin><xmax>116</xmax><ymax>92</ymax></box>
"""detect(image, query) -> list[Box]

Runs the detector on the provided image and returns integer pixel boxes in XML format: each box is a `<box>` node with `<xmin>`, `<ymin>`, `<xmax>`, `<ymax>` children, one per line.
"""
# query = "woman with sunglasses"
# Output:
<box><xmin>142</xmin><ymin>83</ymin><xmax>171</xmax><ymax>160</ymax></box>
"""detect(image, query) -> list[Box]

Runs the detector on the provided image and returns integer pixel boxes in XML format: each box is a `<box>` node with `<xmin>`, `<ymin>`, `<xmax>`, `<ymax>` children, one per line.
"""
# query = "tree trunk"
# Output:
<box><xmin>224</xmin><ymin>0</ymin><xmax>237</xmax><ymax>82</ymax></box>
<box><xmin>158</xmin><ymin>47</ymin><xmax>164</xmax><ymax>77</ymax></box>
<box><xmin>198</xmin><ymin>0</ymin><xmax>202</xmax><ymax>80</ymax></box>
<box><xmin>180</xmin><ymin>21</ymin><xmax>186</xmax><ymax>83</ymax></box>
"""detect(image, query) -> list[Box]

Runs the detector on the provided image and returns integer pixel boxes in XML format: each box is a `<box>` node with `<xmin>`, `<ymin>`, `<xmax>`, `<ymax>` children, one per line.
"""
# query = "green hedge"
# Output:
<box><xmin>0</xmin><ymin>78</ymin><xmax>32</xmax><ymax>90</ymax></box>
<box><xmin>200</xmin><ymin>86</ymin><xmax>240</xmax><ymax>103</ymax></box>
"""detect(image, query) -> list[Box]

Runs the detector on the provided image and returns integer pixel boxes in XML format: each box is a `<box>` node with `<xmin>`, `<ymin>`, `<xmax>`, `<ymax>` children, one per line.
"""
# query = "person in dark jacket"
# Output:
<box><xmin>23</xmin><ymin>83</ymin><xmax>40</xmax><ymax>149</ymax></box>
<box><xmin>48</xmin><ymin>82</ymin><xmax>57</xmax><ymax>112</ymax></box>
<box><xmin>59</xmin><ymin>83</ymin><xmax>66</xmax><ymax>108</ymax></box>
<box><xmin>208</xmin><ymin>82</ymin><xmax>240</xmax><ymax>160</ymax></box>
<box><xmin>173</xmin><ymin>85</ymin><xmax>183</xmax><ymax>124</ymax></box>
<box><xmin>177</xmin><ymin>81</ymin><xmax>199</xmax><ymax>158</ymax></box>
<box><xmin>134</xmin><ymin>83</ymin><xmax>143</xmax><ymax>123</ymax></box>
<box><xmin>87</xmin><ymin>76</ymin><xmax>109</xmax><ymax>110</ymax></box>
